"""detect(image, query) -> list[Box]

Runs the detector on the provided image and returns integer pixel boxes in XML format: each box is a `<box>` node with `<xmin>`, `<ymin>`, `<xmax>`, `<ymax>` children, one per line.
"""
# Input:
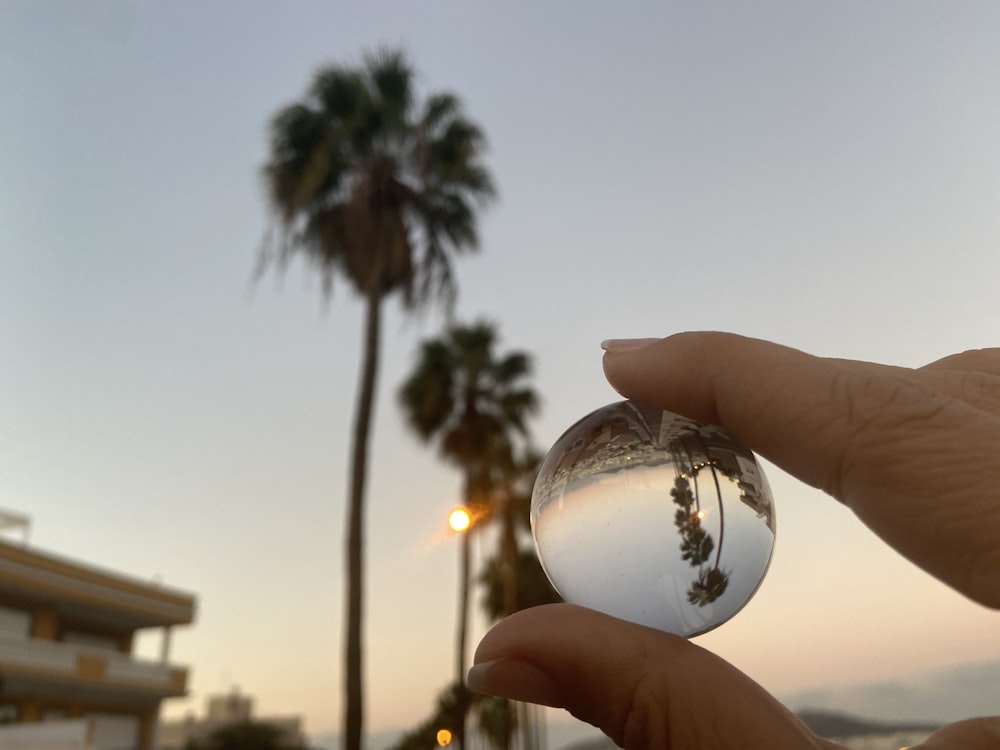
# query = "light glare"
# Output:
<box><xmin>448</xmin><ymin>507</ymin><xmax>471</xmax><ymax>532</ymax></box>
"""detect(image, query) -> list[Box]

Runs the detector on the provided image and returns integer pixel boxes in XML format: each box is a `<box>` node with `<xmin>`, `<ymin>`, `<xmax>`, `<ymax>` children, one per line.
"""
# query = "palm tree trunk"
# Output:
<box><xmin>345</xmin><ymin>288</ymin><xmax>382</xmax><ymax>750</ymax></box>
<box><xmin>519</xmin><ymin>701</ymin><xmax>540</xmax><ymax>750</ymax></box>
<box><xmin>455</xmin><ymin>528</ymin><xmax>471</xmax><ymax>750</ymax></box>
<box><xmin>499</xmin><ymin>494</ymin><xmax>519</xmax><ymax>750</ymax></box>
<box><xmin>500</xmin><ymin>494</ymin><xmax>518</xmax><ymax>617</ymax></box>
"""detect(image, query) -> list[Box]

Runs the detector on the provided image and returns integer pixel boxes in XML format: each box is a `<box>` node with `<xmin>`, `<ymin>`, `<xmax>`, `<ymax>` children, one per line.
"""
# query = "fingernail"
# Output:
<box><xmin>466</xmin><ymin>661</ymin><xmax>498</xmax><ymax>694</ymax></box>
<box><xmin>601</xmin><ymin>337</ymin><xmax>661</xmax><ymax>352</ymax></box>
<box><xmin>467</xmin><ymin>658</ymin><xmax>560</xmax><ymax>706</ymax></box>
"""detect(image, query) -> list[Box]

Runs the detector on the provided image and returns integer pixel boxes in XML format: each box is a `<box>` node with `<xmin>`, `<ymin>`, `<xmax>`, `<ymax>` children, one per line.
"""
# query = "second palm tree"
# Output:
<box><xmin>399</xmin><ymin>321</ymin><xmax>539</xmax><ymax>750</ymax></box>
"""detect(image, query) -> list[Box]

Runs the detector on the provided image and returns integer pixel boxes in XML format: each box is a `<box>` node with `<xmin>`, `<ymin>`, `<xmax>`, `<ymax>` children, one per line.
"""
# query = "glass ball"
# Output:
<box><xmin>531</xmin><ymin>401</ymin><xmax>775</xmax><ymax>637</ymax></box>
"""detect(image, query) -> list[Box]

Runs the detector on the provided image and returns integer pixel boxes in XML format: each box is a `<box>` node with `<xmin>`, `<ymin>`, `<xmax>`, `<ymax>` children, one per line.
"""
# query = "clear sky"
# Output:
<box><xmin>2</xmin><ymin>0</ymin><xmax>999</xmax><ymax>741</ymax></box>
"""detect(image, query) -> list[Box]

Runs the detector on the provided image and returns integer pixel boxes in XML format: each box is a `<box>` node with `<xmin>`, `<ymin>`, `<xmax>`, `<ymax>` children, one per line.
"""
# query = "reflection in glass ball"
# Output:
<box><xmin>530</xmin><ymin>401</ymin><xmax>775</xmax><ymax>638</ymax></box>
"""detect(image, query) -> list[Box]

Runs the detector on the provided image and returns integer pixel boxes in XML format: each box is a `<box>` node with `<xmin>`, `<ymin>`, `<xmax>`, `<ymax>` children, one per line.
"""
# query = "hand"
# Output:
<box><xmin>468</xmin><ymin>332</ymin><xmax>1000</xmax><ymax>749</ymax></box>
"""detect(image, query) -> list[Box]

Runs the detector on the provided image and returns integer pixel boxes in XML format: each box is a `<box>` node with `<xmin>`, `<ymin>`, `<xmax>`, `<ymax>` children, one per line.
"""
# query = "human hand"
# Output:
<box><xmin>468</xmin><ymin>332</ymin><xmax>1000</xmax><ymax>749</ymax></box>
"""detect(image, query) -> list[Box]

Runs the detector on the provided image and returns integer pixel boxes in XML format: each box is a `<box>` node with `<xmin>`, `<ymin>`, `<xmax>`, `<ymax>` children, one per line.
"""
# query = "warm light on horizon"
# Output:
<box><xmin>448</xmin><ymin>507</ymin><xmax>471</xmax><ymax>532</ymax></box>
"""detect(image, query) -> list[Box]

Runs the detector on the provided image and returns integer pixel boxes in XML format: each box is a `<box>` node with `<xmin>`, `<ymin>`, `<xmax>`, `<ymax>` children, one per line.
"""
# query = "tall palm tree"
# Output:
<box><xmin>398</xmin><ymin>321</ymin><xmax>539</xmax><ymax>750</ymax></box>
<box><xmin>260</xmin><ymin>49</ymin><xmax>495</xmax><ymax>750</ymax></box>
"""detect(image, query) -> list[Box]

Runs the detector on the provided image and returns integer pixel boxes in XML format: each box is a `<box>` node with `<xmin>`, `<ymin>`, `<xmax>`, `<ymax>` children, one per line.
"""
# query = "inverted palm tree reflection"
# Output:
<box><xmin>670</xmin><ymin>471</ymin><xmax>730</xmax><ymax>605</ymax></box>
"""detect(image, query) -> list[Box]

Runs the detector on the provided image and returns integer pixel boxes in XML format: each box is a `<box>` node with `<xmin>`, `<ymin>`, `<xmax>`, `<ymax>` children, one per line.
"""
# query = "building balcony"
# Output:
<box><xmin>0</xmin><ymin>634</ymin><xmax>187</xmax><ymax>706</ymax></box>
<box><xmin>0</xmin><ymin>539</ymin><xmax>196</xmax><ymax>632</ymax></box>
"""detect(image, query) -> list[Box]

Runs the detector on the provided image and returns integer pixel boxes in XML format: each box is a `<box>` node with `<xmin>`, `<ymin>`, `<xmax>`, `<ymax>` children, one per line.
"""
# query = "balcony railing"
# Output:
<box><xmin>0</xmin><ymin>634</ymin><xmax>187</xmax><ymax>695</ymax></box>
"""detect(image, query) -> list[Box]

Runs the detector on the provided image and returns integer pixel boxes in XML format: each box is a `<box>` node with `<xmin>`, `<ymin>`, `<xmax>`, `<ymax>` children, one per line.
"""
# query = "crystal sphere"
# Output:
<box><xmin>531</xmin><ymin>401</ymin><xmax>775</xmax><ymax>637</ymax></box>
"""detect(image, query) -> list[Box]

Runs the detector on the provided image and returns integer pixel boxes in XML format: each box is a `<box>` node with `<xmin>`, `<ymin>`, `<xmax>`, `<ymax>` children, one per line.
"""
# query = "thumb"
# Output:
<box><xmin>468</xmin><ymin>604</ymin><xmax>829</xmax><ymax>750</ymax></box>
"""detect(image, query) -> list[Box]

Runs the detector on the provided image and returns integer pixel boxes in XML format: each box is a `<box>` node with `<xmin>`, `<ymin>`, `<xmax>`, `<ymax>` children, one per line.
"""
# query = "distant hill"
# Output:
<box><xmin>783</xmin><ymin>659</ymin><xmax>1000</xmax><ymax>724</ymax></box>
<box><xmin>795</xmin><ymin>708</ymin><xmax>942</xmax><ymax>739</ymax></box>
<box><xmin>547</xmin><ymin>709</ymin><xmax>942</xmax><ymax>750</ymax></box>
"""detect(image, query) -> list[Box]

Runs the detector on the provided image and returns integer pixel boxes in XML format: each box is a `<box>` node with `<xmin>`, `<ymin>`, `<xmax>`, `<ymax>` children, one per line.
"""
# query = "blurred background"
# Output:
<box><xmin>2</xmin><ymin>2</ymin><xmax>998</xmax><ymax>749</ymax></box>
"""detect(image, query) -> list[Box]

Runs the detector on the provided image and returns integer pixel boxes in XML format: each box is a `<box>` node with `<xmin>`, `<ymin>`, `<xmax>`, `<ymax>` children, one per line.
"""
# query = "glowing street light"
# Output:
<box><xmin>448</xmin><ymin>507</ymin><xmax>471</xmax><ymax>533</ymax></box>
<box><xmin>436</xmin><ymin>729</ymin><xmax>453</xmax><ymax>747</ymax></box>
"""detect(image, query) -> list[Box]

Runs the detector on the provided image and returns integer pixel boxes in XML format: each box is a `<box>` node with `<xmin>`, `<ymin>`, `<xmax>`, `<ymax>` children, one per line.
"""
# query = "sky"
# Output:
<box><xmin>2</xmin><ymin>0</ymin><xmax>999</xmax><ymax>743</ymax></box>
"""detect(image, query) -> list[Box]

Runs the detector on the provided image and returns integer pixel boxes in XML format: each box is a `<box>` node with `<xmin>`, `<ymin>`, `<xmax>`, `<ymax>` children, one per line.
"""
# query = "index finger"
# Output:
<box><xmin>601</xmin><ymin>332</ymin><xmax>1000</xmax><ymax>607</ymax></box>
<box><xmin>602</xmin><ymin>333</ymin><xmax>879</xmax><ymax>498</ymax></box>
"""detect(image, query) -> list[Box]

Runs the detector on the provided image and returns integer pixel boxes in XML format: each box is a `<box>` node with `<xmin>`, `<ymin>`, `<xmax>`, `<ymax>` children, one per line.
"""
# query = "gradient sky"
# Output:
<box><xmin>2</xmin><ymin>0</ymin><xmax>999</xmax><ymax>741</ymax></box>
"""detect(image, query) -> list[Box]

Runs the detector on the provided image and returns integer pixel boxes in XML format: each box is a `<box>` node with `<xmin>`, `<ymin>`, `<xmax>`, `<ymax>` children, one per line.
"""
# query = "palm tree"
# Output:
<box><xmin>477</xmin><ymin>449</ymin><xmax>551</xmax><ymax>619</ymax></box>
<box><xmin>260</xmin><ymin>48</ymin><xmax>495</xmax><ymax>750</ymax></box>
<box><xmin>475</xmin><ymin>452</ymin><xmax>559</xmax><ymax>750</ymax></box>
<box><xmin>398</xmin><ymin>321</ymin><xmax>539</xmax><ymax>750</ymax></box>
<box><xmin>479</xmin><ymin>496</ymin><xmax>562</xmax><ymax>621</ymax></box>
<box><xmin>387</xmin><ymin>682</ymin><xmax>511</xmax><ymax>750</ymax></box>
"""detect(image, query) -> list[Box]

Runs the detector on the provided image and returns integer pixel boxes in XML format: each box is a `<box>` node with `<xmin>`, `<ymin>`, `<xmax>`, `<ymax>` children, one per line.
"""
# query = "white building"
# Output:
<box><xmin>157</xmin><ymin>689</ymin><xmax>304</xmax><ymax>749</ymax></box>
<box><xmin>0</xmin><ymin>511</ymin><xmax>196</xmax><ymax>750</ymax></box>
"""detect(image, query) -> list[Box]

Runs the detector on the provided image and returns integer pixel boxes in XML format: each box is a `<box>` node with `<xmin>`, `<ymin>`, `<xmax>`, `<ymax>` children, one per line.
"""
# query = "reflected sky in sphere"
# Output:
<box><xmin>531</xmin><ymin>401</ymin><xmax>776</xmax><ymax>637</ymax></box>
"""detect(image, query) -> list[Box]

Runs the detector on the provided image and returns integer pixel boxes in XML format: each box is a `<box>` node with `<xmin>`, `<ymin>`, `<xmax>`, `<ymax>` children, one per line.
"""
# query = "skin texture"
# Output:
<box><xmin>468</xmin><ymin>332</ymin><xmax>1000</xmax><ymax>750</ymax></box>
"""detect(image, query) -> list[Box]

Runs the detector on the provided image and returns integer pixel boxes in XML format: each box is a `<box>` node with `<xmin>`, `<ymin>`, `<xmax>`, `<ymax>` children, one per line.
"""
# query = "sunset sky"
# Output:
<box><xmin>2</xmin><ymin>1</ymin><xmax>999</xmax><ymax>742</ymax></box>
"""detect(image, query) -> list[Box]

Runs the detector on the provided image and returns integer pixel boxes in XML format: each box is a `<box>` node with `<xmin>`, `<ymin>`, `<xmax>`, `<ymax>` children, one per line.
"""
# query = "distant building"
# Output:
<box><xmin>0</xmin><ymin>510</ymin><xmax>196</xmax><ymax>750</ymax></box>
<box><xmin>157</xmin><ymin>689</ymin><xmax>304</xmax><ymax>749</ymax></box>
